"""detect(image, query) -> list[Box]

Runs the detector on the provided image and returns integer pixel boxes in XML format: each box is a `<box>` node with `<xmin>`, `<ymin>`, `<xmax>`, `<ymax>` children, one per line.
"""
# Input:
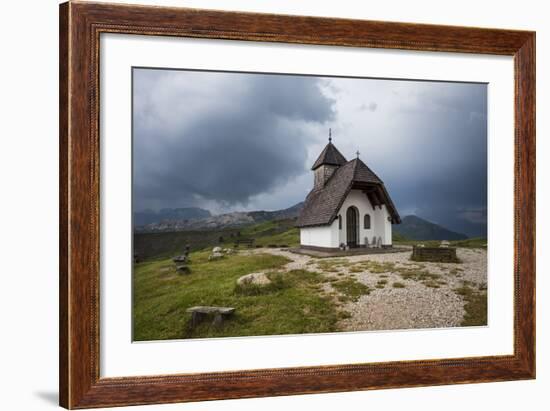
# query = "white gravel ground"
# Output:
<box><xmin>247</xmin><ymin>247</ymin><xmax>487</xmax><ymax>331</ymax></box>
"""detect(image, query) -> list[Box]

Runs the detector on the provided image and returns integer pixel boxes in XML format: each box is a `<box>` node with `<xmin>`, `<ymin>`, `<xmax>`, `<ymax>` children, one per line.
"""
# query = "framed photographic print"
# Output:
<box><xmin>59</xmin><ymin>1</ymin><xmax>535</xmax><ymax>408</ymax></box>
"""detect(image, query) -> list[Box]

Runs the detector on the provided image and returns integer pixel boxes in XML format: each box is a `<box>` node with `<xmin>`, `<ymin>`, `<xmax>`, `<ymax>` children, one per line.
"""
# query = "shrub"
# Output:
<box><xmin>332</xmin><ymin>279</ymin><xmax>371</xmax><ymax>302</ymax></box>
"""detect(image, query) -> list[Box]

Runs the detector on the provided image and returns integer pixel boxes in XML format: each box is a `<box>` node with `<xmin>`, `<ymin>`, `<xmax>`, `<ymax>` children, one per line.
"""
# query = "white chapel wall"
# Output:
<box><xmin>300</xmin><ymin>223</ymin><xmax>338</xmax><ymax>248</ymax></box>
<box><xmin>377</xmin><ymin>204</ymin><xmax>392</xmax><ymax>245</ymax></box>
<box><xmin>299</xmin><ymin>190</ymin><xmax>394</xmax><ymax>248</ymax></box>
<box><xmin>336</xmin><ymin>189</ymin><xmax>392</xmax><ymax>246</ymax></box>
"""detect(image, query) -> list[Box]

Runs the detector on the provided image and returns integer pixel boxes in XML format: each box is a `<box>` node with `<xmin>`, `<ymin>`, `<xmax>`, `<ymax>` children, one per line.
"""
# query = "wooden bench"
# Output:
<box><xmin>186</xmin><ymin>306</ymin><xmax>235</xmax><ymax>328</ymax></box>
<box><xmin>234</xmin><ymin>238</ymin><xmax>255</xmax><ymax>248</ymax></box>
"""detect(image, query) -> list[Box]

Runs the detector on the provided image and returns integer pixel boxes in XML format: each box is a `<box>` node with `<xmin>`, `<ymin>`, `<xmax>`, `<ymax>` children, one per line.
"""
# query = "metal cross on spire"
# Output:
<box><xmin>328</xmin><ymin>128</ymin><xmax>332</xmax><ymax>142</ymax></box>
<box><xmin>356</xmin><ymin>150</ymin><xmax>360</xmax><ymax>158</ymax></box>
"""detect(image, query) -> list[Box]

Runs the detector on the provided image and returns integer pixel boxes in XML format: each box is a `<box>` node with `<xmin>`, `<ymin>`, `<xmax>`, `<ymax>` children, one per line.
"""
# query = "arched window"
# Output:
<box><xmin>364</xmin><ymin>214</ymin><xmax>371</xmax><ymax>229</ymax></box>
<box><xmin>338</xmin><ymin>215</ymin><xmax>342</xmax><ymax>230</ymax></box>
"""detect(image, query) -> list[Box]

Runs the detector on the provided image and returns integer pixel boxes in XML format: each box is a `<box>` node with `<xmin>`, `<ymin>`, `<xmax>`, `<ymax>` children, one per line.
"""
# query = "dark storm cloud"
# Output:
<box><xmin>133</xmin><ymin>69</ymin><xmax>335</xmax><ymax>211</ymax></box>
<box><xmin>350</xmin><ymin>81</ymin><xmax>487</xmax><ymax>237</ymax></box>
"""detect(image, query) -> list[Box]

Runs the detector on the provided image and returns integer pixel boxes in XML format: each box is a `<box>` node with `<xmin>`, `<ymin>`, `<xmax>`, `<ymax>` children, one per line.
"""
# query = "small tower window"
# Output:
<box><xmin>364</xmin><ymin>214</ymin><xmax>371</xmax><ymax>229</ymax></box>
<box><xmin>338</xmin><ymin>215</ymin><xmax>342</xmax><ymax>230</ymax></box>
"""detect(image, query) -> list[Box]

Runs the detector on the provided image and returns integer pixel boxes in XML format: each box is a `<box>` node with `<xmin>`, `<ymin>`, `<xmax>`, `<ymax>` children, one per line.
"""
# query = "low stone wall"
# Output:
<box><xmin>411</xmin><ymin>246</ymin><xmax>459</xmax><ymax>263</ymax></box>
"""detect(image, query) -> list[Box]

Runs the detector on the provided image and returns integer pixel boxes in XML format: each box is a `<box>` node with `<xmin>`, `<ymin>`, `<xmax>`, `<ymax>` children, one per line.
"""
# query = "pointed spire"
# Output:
<box><xmin>311</xmin><ymin>134</ymin><xmax>347</xmax><ymax>170</ymax></box>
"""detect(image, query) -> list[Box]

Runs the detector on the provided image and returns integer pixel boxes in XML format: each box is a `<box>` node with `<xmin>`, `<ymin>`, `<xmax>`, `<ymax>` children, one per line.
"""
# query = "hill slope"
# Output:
<box><xmin>394</xmin><ymin>215</ymin><xmax>468</xmax><ymax>241</ymax></box>
<box><xmin>134</xmin><ymin>219</ymin><xmax>300</xmax><ymax>261</ymax></box>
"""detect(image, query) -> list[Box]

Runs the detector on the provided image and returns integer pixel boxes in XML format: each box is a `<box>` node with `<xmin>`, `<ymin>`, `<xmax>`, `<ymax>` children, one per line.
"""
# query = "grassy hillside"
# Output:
<box><xmin>134</xmin><ymin>219</ymin><xmax>300</xmax><ymax>261</ymax></box>
<box><xmin>240</xmin><ymin>219</ymin><xmax>299</xmax><ymax>247</ymax></box>
<box><xmin>134</xmin><ymin>218</ymin><xmax>485</xmax><ymax>263</ymax></box>
<box><xmin>134</xmin><ymin>229</ymin><xmax>235</xmax><ymax>261</ymax></box>
<box><xmin>392</xmin><ymin>231</ymin><xmax>409</xmax><ymax>242</ymax></box>
<box><xmin>133</xmin><ymin>250</ymin><xmax>339</xmax><ymax>340</ymax></box>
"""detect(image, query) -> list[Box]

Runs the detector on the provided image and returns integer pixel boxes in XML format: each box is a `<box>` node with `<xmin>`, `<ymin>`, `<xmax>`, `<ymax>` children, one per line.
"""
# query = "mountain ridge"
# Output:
<box><xmin>394</xmin><ymin>215</ymin><xmax>468</xmax><ymax>241</ymax></box>
<box><xmin>134</xmin><ymin>207</ymin><xmax>211</xmax><ymax>226</ymax></box>
<box><xmin>134</xmin><ymin>202</ymin><xmax>304</xmax><ymax>232</ymax></box>
<box><xmin>135</xmin><ymin>204</ymin><xmax>469</xmax><ymax>241</ymax></box>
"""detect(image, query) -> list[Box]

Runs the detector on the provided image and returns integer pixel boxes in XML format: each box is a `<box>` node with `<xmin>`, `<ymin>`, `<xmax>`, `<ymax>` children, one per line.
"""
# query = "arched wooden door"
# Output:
<box><xmin>346</xmin><ymin>206</ymin><xmax>359</xmax><ymax>248</ymax></box>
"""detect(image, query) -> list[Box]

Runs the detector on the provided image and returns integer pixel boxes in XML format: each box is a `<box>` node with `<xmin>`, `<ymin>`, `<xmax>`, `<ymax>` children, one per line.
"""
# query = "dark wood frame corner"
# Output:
<box><xmin>59</xmin><ymin>1</ymin><xmax>535</xmax><ymax>409</ymax></box>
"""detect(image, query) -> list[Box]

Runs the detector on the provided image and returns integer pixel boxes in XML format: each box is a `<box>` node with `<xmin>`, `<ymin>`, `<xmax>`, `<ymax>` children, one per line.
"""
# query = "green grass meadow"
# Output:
<box><xmin>133</xmin><ymin>220</ymin><xmax>487</xmax><ymax>341</ymax></box>
<box><xmin>133</xmin><ymin>250</ymin><xmax>339</xmax><ymax>341</ymax></box>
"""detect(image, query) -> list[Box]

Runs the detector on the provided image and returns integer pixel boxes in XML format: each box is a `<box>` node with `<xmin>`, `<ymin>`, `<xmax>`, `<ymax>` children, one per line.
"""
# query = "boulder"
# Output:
<box><xmin>212</xmin><ymin>246</ymin><xmax>222</xmax><ymax>253</ymax></box>
<box><xmin>237</xmin><ymin>272</ymin><xmax>272</xmax><ymax>287</ymax></box>
<box><xmin>208</xmin><ymin>252</ymin><xmax>224</xmax><ymax>261</ymax></box>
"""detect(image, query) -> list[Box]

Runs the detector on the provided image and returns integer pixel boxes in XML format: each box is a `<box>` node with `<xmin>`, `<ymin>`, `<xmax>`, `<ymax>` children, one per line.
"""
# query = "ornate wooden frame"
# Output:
<box><xmin>59</xmin><ymin>1</ymin><xmax>536</xmax><ymax>408</ymax></box>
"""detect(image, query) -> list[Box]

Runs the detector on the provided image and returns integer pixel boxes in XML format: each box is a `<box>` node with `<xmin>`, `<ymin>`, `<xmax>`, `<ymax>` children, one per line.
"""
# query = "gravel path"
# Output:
<box><xmin>246</xmin><ymin>247</ymin><xmax>487</xmax><ymax>332</ymax></box>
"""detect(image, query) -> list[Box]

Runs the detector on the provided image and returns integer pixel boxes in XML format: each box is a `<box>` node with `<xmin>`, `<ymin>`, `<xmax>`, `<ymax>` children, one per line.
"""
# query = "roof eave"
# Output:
<box><xmin>295</xmin><ymin>221</ymin><xmax>333</xmax><ymax>228</ymax></box>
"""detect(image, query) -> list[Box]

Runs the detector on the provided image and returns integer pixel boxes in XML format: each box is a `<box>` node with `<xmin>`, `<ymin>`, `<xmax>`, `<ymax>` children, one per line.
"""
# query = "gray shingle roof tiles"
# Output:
<box><xmin>311</xmin><ymin>142</ymin><xmax>348</xmax><ymax>170</ymax></box>
<box><xmin>296</xmin><ymin>156</ymin><xmax>400</xmax><ymax>227</ymax></box>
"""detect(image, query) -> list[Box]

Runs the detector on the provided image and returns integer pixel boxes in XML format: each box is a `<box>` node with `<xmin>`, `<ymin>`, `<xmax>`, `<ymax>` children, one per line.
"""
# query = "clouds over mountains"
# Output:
<box><xmin>133</xmin><ymin>69</ymin><xmax>487</xmax><ymax>237</ymax></box>
<box><xmin>133</xmin><ymin>70</ymin><xmax>335</xmax><ymax>212</ymax></box>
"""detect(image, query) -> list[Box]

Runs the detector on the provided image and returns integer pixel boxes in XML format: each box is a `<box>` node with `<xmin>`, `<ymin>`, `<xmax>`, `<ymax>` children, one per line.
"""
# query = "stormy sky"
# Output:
<box><xmin>133</xmin><ymin>68</ymin><xmax>487</xmax><ymax>237</ymax></box>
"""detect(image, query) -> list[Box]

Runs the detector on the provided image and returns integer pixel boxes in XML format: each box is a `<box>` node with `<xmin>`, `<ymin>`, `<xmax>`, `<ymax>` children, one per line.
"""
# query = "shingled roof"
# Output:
<box><xmin>311</xmin><ymin>142</ymin><xmax>347</xmax><ymax>170</ymax></box>
<box><xmin>296</xmin><ymin>157</ymin><xmax>401</xmax><ymax>228</ymax></box>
